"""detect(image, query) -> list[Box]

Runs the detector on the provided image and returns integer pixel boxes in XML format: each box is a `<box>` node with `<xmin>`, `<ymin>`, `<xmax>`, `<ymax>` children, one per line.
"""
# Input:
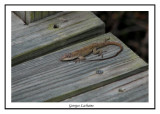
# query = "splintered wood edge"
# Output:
<box><xmin>45</xmin><ymin>65</ymin><xmax>148</xmax><ymax>102</ymax></box>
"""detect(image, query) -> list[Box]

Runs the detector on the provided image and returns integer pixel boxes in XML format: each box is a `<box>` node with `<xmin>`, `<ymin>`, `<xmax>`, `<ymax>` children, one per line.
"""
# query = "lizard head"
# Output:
<box><xmin>60</xmin><ymin>53</ymin><xmax>76</xmax><ymax>61</ymax></box>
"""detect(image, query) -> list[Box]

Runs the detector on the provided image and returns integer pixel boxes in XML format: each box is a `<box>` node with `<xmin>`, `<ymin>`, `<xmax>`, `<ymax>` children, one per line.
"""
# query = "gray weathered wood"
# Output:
<box><xmin>64</xmin><ymin>71</ymin><xmax>148</xmax><ymax>102</ymax></box>
<box><xmin>12</xmin><ymin>11</ymin><xmax>105</xmax><ymax>66</ymax></box>
<box><xmin>14</xmin><ymin>11</ymin><xmax>59</xmax><ymax>24</ymax></box>
<box><xmin>12</xmin><ymin>12</ymin><xmax>25</xmax><ymax>30</ymax></box>
<box><xmin>12</xmin><ymin>33</ymin><xmax>148</xmax><ymax>102</ymax></box>
<box><xmin>12</xmin><ymin>12</ymin><xmax>67</xmax><ymax>33</ymax></box>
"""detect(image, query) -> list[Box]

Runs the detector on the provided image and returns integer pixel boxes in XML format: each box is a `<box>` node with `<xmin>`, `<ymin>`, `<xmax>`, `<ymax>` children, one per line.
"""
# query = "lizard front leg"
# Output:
<box><xmin>93</xmin><ymin>48</ymin><xmax>103</xmax><ymax>58</ymax></box>
<box><xmin>75</xmin><ymin>56</ymin><xmax>86</xmax><ymax>63</ymax></box>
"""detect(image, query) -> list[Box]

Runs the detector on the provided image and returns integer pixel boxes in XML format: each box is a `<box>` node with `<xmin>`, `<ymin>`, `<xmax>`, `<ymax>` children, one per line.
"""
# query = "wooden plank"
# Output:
<box><xmin>12</xmin><ymin>11</ymin><xmax>105</xmax><ymax>66</ymax></box>
<box><xmin>34</xmin><ymin>11</ymin><xmax>42</xmax><ymax>22</ymax></box>
<box><xmin>42</xmin><ymin>11</ymin><xmax>48</xmax><ymax>18</ymax></box>
<box><xmin>63</xmin><ymin>71</ymin><xmax>148</xmax><ymax>102</ymax></box>
<box><xmin>12</xmin><ymin>12</ymin><xmax>25</xmax><ymax>30</ymax></box>
<box><xmin>109</xmin><ymin>83</ymin><xmax>148</xmax><ymax>102</ymax></box>
<box><xmin>14</xmin><ymin>11</ymin><xmax>60</xmax><ymax>24</ymax></box>
<box><xmin>12</xmin><ymin>12</ymin><xmax>66</xmax><ymax>33</ymax></box>
<box><xmin>12</xmin><ymin>33</ymin><xmax>148</xmax><ymax>102</ymax></box>
<box><xmin>13</xmin><ymin>11</ymin><xmax>26</xmax><ymax>22</ymax></box>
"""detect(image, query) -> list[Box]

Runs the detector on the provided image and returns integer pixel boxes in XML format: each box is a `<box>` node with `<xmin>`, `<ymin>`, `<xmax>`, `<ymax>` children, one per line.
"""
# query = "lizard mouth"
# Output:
<box><xmin>59</xmin><ymin>56</ymin><xmax>65</xmax><ymax>61</ymax></box>
<box><xmin>60</xmin><ymin>53</ymin><xmax>72</xmax><ymax>61</ymax></box>
<box><xmin>60</xmin><ymin>57</ymin><xmax>73</xmax><ymax>61</ymax></box>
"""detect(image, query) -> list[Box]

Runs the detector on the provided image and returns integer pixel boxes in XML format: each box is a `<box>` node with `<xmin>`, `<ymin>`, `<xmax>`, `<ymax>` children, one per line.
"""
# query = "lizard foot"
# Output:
<box><xmin>98</xmin><ymin>53</ymin><xmax>103</xmax><ymax>58</ymax></box>
<box><xmin>74</xmin><ymin>56</ymin><xmax>86</xmax><ymax>63</ymax></box>
<box><xmin>74</xmin><ymin>59</ymin><xmax>81</xmax><ymax>63</ymax></box>
<box><xmin>75</xmin><ymin>59</ymin><xmax>79</xmax><ymax>63</ymax></box>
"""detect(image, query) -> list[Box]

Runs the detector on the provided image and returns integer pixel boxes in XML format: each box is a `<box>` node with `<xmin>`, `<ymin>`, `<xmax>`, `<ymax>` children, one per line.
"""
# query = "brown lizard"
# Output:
<box><xmin>60</xmin><ymin>38</ymin><xmax>123</xmax><ymax>62</ymax></box>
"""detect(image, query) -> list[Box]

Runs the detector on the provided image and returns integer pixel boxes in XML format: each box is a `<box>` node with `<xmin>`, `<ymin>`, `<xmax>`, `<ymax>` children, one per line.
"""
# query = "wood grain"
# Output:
<box><xmin>63</xmin><ymin>71</ymin><xmax>148</xmax><ymax>102</ymax></box>
<box><xmin>12</xmin><ymin>33</ymin><xmax>148</xmax><ymax>102</ymax></box>
<box><xmin>14</xmin><ymin>11</ymin><xmax>59</xmax><ymax>24</ymax></box>
<box><xmin>12</xmin><ymin>11</ymin><xmax>105</xmax><ymax>66</ymax></box>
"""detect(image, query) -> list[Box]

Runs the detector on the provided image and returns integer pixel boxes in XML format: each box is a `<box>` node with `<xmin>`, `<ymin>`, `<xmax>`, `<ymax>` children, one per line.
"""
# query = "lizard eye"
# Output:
<box><xmin>67</xmin><ymin>53</ymin><xmax>71</xmax><ymax>57</ymax></box>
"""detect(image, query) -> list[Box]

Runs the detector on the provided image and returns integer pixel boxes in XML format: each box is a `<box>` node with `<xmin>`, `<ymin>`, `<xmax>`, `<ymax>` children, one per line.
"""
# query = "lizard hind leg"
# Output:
<box><xmin>93</xmin><ymin>48</ymin><xmax>103</xmax><ymax>58</ymax></box>
<box><xmin>104</xmin><ymin>37</ymin><xmax>110</xmax><ymax>42</ymax></box>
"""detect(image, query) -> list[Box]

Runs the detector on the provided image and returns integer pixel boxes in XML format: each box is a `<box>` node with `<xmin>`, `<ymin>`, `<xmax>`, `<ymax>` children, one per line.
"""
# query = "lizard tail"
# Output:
<box><xmin>86</xmin><ymin>42</ymin><xmax>123</xmax><ymax>61</ymax></box>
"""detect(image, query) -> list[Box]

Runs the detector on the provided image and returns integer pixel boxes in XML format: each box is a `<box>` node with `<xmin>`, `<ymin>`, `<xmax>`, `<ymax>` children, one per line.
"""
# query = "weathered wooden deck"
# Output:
<box><xmin>12</xmin><ymin>11</ymin><xmax>105</xmax><ymax>66</ymax></box>
<box><xmin>11</xmin><ymin>11</ymin><xmax>148</xmax><ymax>102</ymax></box>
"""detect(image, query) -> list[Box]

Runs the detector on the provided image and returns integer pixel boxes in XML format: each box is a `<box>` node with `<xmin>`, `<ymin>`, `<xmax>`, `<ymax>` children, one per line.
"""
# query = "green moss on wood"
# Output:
<box><xmin>48</xmin><ymin>24</ymin><xmax>54</xmax><ymax>30</ymax></box>
<box><xmin>30</xmin><ymin>12</ymin><xmax>34</xmax><ymax>22</ymax></box>
<box><xmin>12</xmin><ymin>38</ymin><xmax>64</xmax><ymax>66</ymax></box>
<box><xmin>42</xmin><ymin>11</ymin><xmax>48</xmax><ymax>18</ymax></box>
<box><xmin>34</xmin><ymin>11</ymin><xmax>42</xmax><ymax>21</ymax></box>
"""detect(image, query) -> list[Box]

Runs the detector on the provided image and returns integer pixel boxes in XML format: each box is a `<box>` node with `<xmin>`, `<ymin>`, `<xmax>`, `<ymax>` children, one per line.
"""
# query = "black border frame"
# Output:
<box><xmin>5</xmin><ymin>4</ymin><xmax>156</xmax><ymax>110</ymax></box>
